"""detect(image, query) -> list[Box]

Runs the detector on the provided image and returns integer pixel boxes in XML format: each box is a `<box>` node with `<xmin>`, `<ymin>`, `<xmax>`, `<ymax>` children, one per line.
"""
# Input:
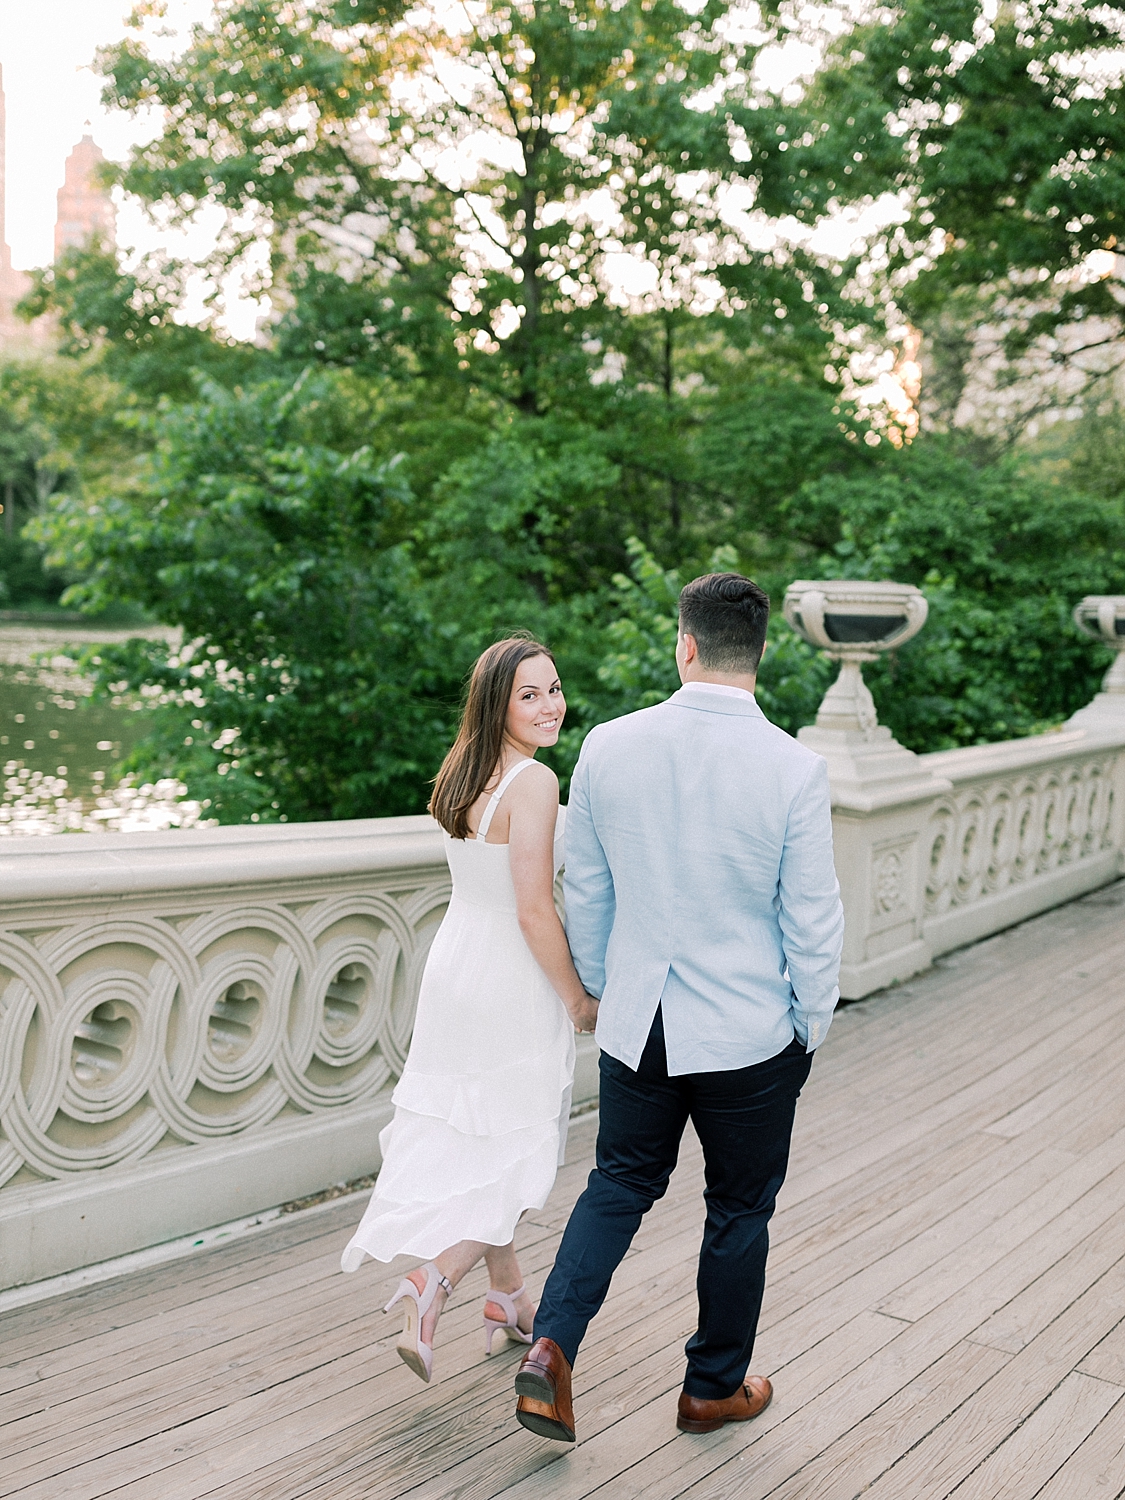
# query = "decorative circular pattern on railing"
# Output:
<box><xmin>924</xmin><ymin>757</ymin><xmax>1116</xmax><ymax>917</ymax></box>
<box><xmin>0</xmin><ymin>879</ymin><xmax>449</xmax><ymax>1188</ymax></box>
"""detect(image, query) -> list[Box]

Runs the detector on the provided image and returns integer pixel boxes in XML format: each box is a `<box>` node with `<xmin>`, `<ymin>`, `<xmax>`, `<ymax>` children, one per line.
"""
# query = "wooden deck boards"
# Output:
<box><xmin>3</xmin><ymin>882</ymin><xmax>1125</xmax><ymax>1500</ymax></box>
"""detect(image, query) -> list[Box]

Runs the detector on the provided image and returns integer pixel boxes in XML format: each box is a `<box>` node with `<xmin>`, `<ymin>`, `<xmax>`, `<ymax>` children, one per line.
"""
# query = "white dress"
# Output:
<box><xmin>341</xmin><ymin>759</ymin><xmax>576</xmax><ymax>1269</ymax></box>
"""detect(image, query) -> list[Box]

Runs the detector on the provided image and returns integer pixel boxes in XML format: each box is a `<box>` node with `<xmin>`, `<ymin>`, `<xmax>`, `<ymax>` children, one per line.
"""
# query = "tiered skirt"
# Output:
<box><xmin>341</xmin><ymin>894</ymin><xmax>575</xmax><ymax>1269</ymax></box>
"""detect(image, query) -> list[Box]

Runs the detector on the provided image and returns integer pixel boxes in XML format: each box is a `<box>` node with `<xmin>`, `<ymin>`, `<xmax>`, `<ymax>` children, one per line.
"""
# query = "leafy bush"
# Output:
<box><xmin>796</xmin><ymin>441</ymin><xmax>1125</xmax><ymax>748</ymax></box>
<box><xmin>35</xmin><ymin>374</ymin><xmax>462</xmax><ymax>821</ymax></box>
<box><xmin>581</xmin><ymin>431</ymin><xmax>1125</xmax><ymax>758</ymax></box>
<box><xmin>18</xmin><ymin>0</ymin><xmax>1125</xmax><ymax>815</ymax></box>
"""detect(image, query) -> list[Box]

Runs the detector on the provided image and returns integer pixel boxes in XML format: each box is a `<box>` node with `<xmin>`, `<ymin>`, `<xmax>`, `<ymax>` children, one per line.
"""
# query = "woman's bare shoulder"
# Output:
<box><xmin>510</xmin><ymin>759</ymin><xmax>559</xmax><ymax>802</ymax></box>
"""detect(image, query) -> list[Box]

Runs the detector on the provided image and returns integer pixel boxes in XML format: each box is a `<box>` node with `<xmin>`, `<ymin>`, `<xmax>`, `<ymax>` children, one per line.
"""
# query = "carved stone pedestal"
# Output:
<box><xmin>786</xmin><ymin>579</ymin><xmax>948</xmax><ymax>997</ymax></box>
<box><xmin>1067</xmin><ymin>595</ymin><xmax>1125</xmax><ymax>731</ymax></box>
<box><xmin>798</xmin><ymin>719</ymin><xmax>952</xmax><ymax>1000</ymax></box>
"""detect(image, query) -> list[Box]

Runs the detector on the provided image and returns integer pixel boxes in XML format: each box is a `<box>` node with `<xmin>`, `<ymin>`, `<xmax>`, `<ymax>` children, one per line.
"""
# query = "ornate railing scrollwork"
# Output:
<box><xmin>923</xmin><ymin>755</ymin><xmax>1117</xmax><ymax>919</ymax></box>
<box><xmin>3</xmin><ymin>684</ymin><xmax>1124</xmax><ymax>1287</ymax></box>
<box><xmin>0</xmin><ymin>860</ymin><xmax>450</xmax><ymax>1191</ymax></box>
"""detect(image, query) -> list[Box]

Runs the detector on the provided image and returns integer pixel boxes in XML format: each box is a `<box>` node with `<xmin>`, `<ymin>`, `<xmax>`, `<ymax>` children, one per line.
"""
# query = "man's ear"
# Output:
<box><xmin>758</xmin><ymin>639</ymin><xmax>768</xmax><ymax>665</ymax></box>
<box><xmin>680</xmin><ymin>631</ymin><xmax>698</xmax><ymax>665</ymax></box>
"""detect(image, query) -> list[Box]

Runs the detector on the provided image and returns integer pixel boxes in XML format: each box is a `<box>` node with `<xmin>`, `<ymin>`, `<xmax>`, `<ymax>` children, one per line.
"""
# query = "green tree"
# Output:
<box><xmin>17</xmin><ymin>19</ymin><xmax>869</xmax><ymax>612</ymax></box>
<box><xmin>100</xmin><ymin>0</ymin><xmax>838</xmax><ymax>402</ymax></box>
<box><xmin>33</xmin><ymin>372</ymin><xmax>460</xmax><ymax>820</ymax></box>
<box><xmin>0</xmin><ymin>396</ymin><xmax>51</xmax><ymax>607</ymax></box>
<box><xmin>796</xmin><ymin>440</ymin><xmax>1125</xmax><ymax>746</ymax></box>
<box><xmin>0</xmin><ymin>358</ymin><xmax>140</xmax><ymax>610</ymax></box>
<box><xmin>1054</xmin><ymin>403</ymin><xmax>1125</xmax><ymax>504</ymax></box>
<box><xmin>19</xmin><ymin>243</ymin><xmax>263</xmax><ymax>401</ymax></box>
<box><xmin>89</xmin><ymin>0</ymin><xmax>858</xmax><ymax>571</ymax></box>
<box><xmin>755</xmin><ymin>0</ymin><xmax>1125</xmax><ymax>431</ymax></box>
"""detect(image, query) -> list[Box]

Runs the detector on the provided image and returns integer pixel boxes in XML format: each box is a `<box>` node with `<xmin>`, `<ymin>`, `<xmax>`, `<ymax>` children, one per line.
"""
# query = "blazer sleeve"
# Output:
<box><xmin>778</xmin><ymin>754</ymin><xmax>845</xmax><ymax>1051</ymax></box>
<box><xmin>562</xmin><ymin>737</ymin><xmax>616</xmax><ymax>998</ymax></box>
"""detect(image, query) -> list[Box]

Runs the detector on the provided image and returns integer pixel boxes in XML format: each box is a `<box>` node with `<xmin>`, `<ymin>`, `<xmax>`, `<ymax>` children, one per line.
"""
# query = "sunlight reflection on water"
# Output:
<box><xmin>0</xmin><ymin>619</ymin><xmax>182</xmax><ymax>823</ymax></box>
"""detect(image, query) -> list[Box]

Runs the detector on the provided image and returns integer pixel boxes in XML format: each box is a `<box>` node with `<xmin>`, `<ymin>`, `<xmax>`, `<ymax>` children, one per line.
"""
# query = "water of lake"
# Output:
<box><xmin>0</xmin><ymin>620</ymin><xmax>177</xmax><ymax>801</ymax></box>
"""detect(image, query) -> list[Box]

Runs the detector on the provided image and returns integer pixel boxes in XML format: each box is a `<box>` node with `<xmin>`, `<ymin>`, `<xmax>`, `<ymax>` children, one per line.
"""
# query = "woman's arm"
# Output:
<box><xmin>506</xmin><ymin>765</ymin><xmax>600</xmax><ymax>1033</ymax></box>
<box><xmin>560</xmin><ymin>738</ymin><xmax>615</xmax><ymax>1000</ymax></box>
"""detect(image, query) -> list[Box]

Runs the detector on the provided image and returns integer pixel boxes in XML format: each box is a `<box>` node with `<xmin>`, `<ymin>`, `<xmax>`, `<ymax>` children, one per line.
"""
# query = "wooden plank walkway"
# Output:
<box><xmin>3</xmin><ymin>882</ymin><xmax>1125</xmax><ymax>1499</ymax></box>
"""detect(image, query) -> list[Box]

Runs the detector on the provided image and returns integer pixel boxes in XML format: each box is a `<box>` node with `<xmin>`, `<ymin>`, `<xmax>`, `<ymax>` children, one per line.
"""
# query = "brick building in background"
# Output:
<box><xmin>0</xmin><ymin>63</ymin><xmax>32</xmax><ymax>348</ymax></box>
<box><xmin>0</xmin><ymin>61</ymin><xmax>116</xmax><ymax>351</ymax></box>
<box><xmin>54</xmin><ymin>129</ymin><xmax>115</xmax><ymax>260</ymax></box>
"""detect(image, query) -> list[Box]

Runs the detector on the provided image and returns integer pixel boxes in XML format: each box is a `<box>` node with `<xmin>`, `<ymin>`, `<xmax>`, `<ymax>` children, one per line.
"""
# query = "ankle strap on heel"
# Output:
<box><xmin>426</xmin><ymin>1262</ymin><xmax>454</xmax><ymax>1299</ymax></box>
<box><xmin>485</xmin><ymin>1284</ymin><xmax>526</xmax><ymax>1323</ymax></box>
<box><xmin>386</xmin><ymin>1262</ymin><xmax>453</xmax><ymax>1318</ymax></box>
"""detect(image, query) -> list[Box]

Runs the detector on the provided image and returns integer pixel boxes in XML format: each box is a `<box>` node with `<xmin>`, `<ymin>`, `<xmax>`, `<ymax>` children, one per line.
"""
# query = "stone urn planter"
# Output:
<box><xmin>1068</xmin><ymin>595</ymin><xmax>1125</xmax><ymax>728</ymax></box>
<box><xmin>781</xmin><ymin>579</ymin><xmax>947</xmax><ymax>997</ymax></box>
<box><xmin>782</xmin><ymin>580</ymin><xmax>929</xmax><ymax>736</ymax></box>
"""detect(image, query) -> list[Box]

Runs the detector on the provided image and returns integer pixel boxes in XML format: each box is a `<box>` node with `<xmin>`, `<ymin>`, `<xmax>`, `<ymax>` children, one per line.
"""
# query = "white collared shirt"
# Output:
<box><xmin>677</xmin><ymin>680</ymin><xmax>756</xmax><ymax>704</ymax></box>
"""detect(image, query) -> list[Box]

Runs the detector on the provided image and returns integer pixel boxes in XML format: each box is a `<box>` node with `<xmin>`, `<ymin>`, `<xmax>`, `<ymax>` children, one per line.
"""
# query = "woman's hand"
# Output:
<box><xmin>569</xmin><ymin>993</ymin><xmax>600</xmax><ymax>1034</ymax></box>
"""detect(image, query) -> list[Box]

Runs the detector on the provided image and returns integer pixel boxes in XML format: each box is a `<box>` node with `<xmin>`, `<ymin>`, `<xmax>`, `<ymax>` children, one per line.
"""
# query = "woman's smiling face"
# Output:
<box><xmin>505</xmin><ymin>654</ymin><xmax>565</xmax><ymax>752</ymax></box>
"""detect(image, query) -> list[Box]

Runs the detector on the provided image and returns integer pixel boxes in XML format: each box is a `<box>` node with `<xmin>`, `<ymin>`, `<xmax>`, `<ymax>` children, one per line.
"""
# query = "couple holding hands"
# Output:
<box><xmin>341</xmin><ymin>571</ymin><xmax>844</xmax><ymax>1443</ymax></box>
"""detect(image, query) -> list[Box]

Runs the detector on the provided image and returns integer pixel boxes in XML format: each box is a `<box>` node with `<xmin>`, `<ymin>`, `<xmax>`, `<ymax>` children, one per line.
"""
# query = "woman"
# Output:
<box><xmin>341</xmin><ymin>636</ymin><xmax>599</xmax><ymax>1382</ymax></box>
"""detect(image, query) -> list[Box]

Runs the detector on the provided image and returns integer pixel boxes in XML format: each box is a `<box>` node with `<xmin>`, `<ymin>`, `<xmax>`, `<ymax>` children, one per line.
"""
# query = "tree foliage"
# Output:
<box><xmin>14</xmin><ymin>0</ymin><xmax>1125</xmax><ymax>820</ymax></box>
<box><xmin>757</xmin><ymin>0</ymin><xmax>1125</xmax><ymax>428</ymax></box>
<box><xmin>97</xmin><ymin>0</ymin><xmax>839</xmax><ymax>407</ymax></box>
<box><xmin>37</xmin><ymin>373</ymin><xmax>460</xmax><ymax>819</ymax></box>
<box><xmin>0</xmin><ymin>357</ymin><xmax>141</xmax><ymax>610</ymax></box>
<box><xmin>795</xmin><ymin>443</ymin><xmax>1125</xmax><ymax>746</ymax></box>
<box><xmin>19</xmin><ymin>244</ymin><xmax>261</xmax><ymax>400</ymax></box>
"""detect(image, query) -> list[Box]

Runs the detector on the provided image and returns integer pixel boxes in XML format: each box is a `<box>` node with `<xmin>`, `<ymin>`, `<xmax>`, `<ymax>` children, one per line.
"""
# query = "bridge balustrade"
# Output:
<box><xmin>2</xmin><ymin>588</ymin><xmax>1123</xmax><ymax>1290</ymax></box>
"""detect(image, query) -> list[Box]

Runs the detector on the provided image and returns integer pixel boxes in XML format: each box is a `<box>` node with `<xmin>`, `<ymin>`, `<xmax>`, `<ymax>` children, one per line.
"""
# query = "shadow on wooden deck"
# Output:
<box><xmin>3</xmin><ymin>882</ymin><xmax>1125</xmax><ymax>1500</ymax></box>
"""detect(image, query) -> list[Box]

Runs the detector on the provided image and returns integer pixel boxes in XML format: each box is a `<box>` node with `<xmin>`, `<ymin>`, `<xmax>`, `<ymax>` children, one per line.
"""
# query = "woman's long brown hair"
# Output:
<box><xmin>430</xmin><ymin>635</ymin><xmax>556</xmax><ymax>840</ymax></box>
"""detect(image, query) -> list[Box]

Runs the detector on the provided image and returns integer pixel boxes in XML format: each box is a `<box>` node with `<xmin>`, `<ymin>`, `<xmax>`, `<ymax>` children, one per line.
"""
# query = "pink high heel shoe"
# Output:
<box><xmin>384</xmin><ymin>1262</ymin><xmax>452</xmax><ymax>1382</ymax></box>
<box><xmin>483</xmin><ymin>1283</ymin><xmax>534</xmax><ymax>1354</ymax></box>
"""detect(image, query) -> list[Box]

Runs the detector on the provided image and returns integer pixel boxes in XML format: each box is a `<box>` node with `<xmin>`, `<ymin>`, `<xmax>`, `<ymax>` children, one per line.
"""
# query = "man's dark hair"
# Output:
<box><xmin>678</xmin><ymin>572</ymin><xmax>770</xmax><ymax>673</ymax></box>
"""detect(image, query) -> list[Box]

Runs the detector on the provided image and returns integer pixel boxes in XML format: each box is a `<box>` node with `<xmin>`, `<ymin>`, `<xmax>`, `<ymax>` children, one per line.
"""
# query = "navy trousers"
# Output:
<box><xmin>534</xmin><ymin>1008</ymin><xmax>813</xmax><ymax>1399</ymax></box>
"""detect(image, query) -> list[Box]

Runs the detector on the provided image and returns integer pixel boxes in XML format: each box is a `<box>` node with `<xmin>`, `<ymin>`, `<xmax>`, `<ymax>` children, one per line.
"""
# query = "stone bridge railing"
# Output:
<box><xmin>830</xmin><ymin>723</ymin><xmax>1125</xmax><ymax>999</ymax></box>
<box><xmin>787</xmin><ymin>583</ymin><xmax>1125</xmax><ymax>999</ymax></box>
<box><xmin>2</xmin><ymin>587</ymin><xmax>1124</xmax><ymax>1290</ymax></box>
<box><xmin>0</xmin><ymin>818</ymin><xmax>600</xmax><ymax>1290</ymax></box>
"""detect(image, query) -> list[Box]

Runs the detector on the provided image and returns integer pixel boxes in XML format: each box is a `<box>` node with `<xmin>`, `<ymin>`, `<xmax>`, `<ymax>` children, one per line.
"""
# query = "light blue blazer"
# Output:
<box><xmin>564</xmin><ymin>683</ymin><xmax>844</xmax><ymax>1076</ymax></box>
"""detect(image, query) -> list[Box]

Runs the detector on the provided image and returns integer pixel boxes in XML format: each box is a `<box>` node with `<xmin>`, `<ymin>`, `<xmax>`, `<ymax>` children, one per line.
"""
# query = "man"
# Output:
<box><xmin>513</xmin><ymin>572</ymin><xmax>844</xmax><ymax>1443</ymax></box>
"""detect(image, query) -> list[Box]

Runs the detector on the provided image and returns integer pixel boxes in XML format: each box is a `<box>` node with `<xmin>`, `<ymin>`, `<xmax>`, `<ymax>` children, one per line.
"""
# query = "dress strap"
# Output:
<box><xmin>477</xmin><ymin>758</ymin><xmax>535</xmax><ymax>839</ymax></box>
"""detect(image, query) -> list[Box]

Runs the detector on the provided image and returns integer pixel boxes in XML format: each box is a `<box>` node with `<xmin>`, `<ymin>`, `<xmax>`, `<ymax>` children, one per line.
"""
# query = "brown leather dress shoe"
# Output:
<box><xmin>676</xmin><ymin>1375</ymin><xmax>773</xmax><ymax>1434</ymax></box>
<box><xmin>515</xmin><ymin>1337</ymin><xmax>576</xmax><ymax>1443</ymax></box>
